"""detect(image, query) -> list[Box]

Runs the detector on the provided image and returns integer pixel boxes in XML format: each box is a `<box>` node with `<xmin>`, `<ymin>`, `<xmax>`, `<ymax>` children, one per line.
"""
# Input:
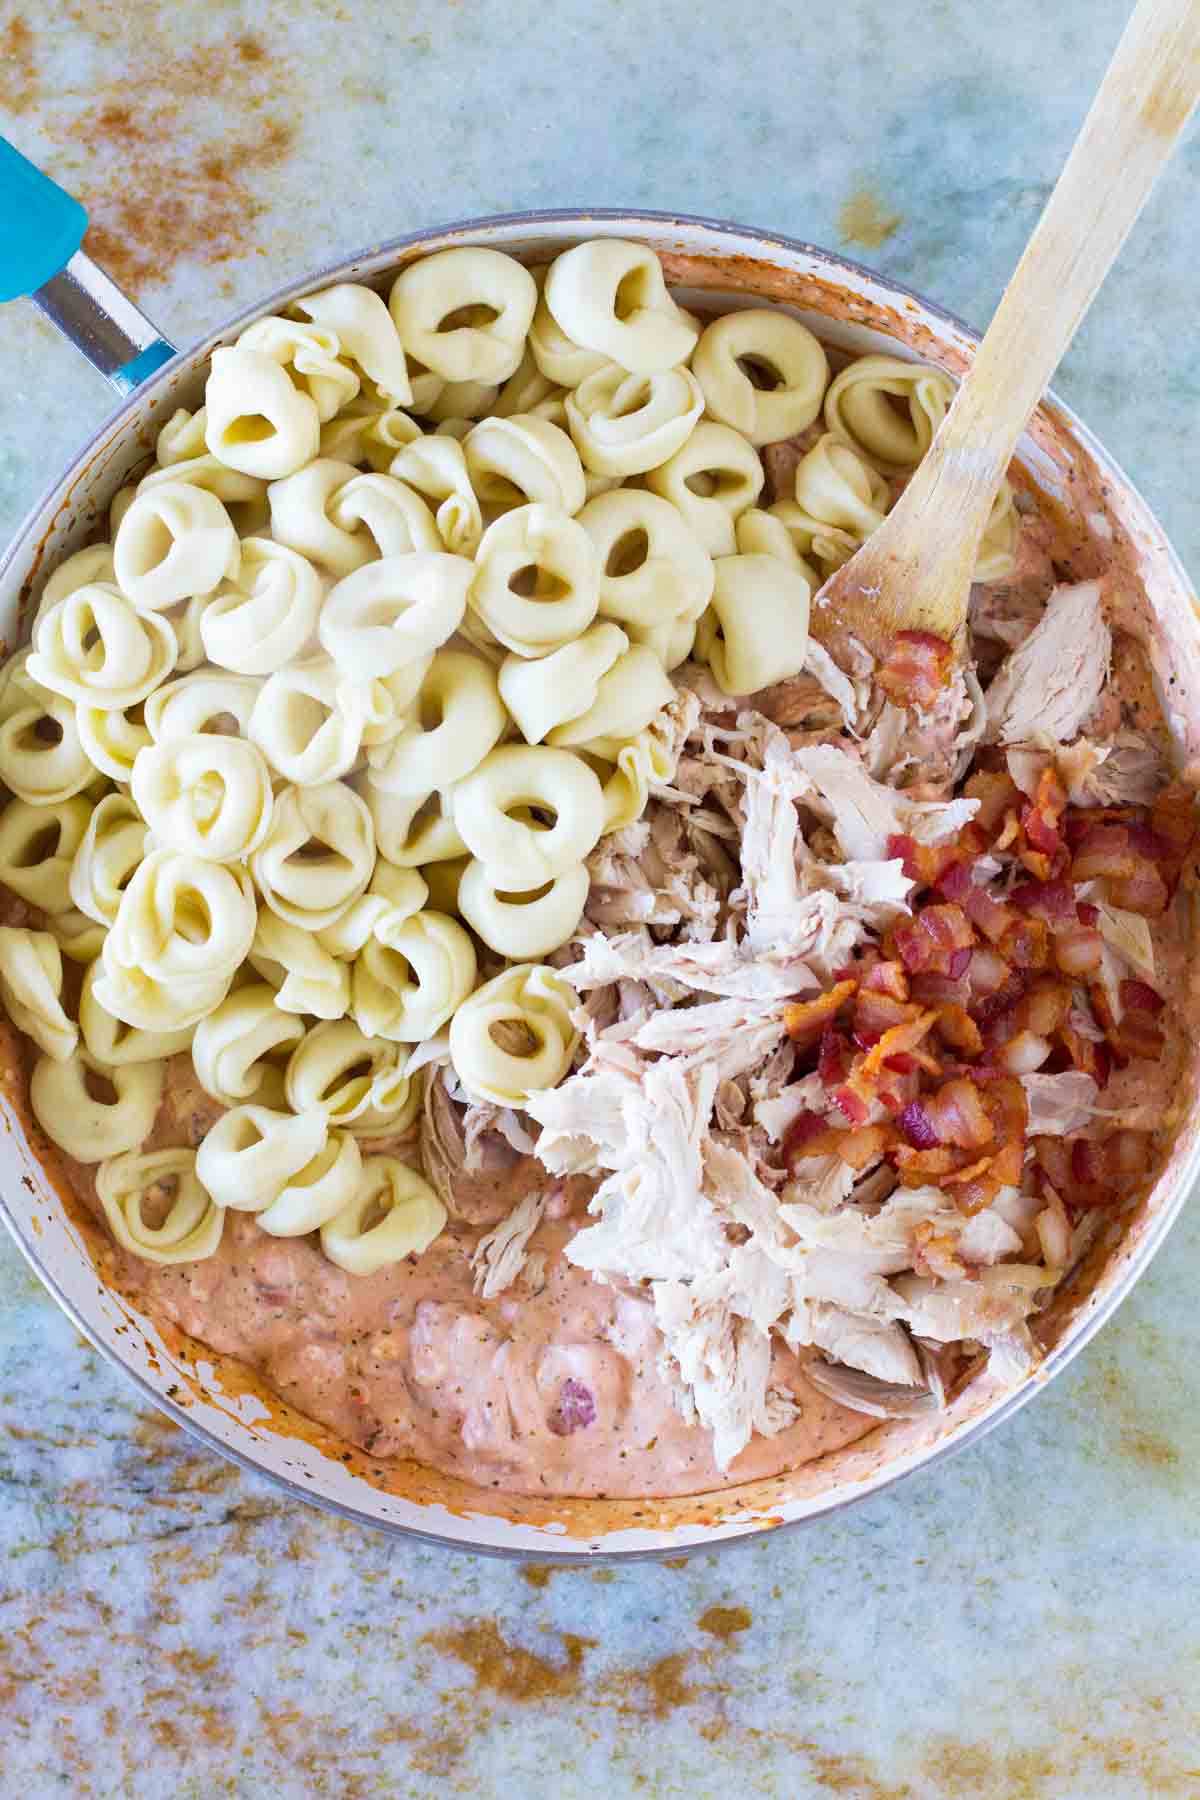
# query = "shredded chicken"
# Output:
<box><xmin>984</xmin><ymin>580</ymin><xmax>1111</xmax><ymax>745</ymax></box>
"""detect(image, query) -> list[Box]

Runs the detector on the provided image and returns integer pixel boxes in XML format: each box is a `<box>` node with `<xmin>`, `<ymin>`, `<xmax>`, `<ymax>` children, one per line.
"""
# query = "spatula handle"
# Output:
<box><xmin>934</xmin><ymin>0</ymin><xmax>1200</xmax><ymax>491</ymax></box>
<box><xmin>0</xmin><ymin>134</ymin><xmax>176</xmax><ymax>394</ymax></box>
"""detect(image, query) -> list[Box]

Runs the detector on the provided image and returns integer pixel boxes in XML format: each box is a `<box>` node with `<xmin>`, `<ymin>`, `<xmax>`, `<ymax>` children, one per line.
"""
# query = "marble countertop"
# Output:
<box><xmin>1</xmin><ymin>1</ymin><xmax>1198</xmax><ymax>1793</ymax></box>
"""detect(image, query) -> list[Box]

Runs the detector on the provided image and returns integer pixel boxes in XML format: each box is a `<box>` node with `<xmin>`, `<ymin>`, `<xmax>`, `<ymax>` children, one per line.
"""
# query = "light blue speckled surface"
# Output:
<box><xmin>1</xmin><ymin>2</ymin><xmax>1198</xmax><ymax>1794</ymax></box>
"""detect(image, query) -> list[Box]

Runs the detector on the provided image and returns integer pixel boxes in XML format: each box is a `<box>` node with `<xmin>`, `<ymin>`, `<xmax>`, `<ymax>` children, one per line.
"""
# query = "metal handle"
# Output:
<box><xmin>0</xmin><ymin>135</ymin><xmax>177</xmax><ymax>395</ymax></box>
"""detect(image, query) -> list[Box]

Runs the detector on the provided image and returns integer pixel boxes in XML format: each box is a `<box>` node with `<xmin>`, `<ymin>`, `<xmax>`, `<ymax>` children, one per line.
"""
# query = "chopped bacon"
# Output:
<box><xmin>963</xmin><ymin>769</ymin><xmax>1021</xmax><ymax>837</ymax></box>
<box><xmin>778</xmin><ymin>759</ymin><xmax>1176</xmax><ymax>1222</ymax></box>
<box><xmin>887</xmin><ymin>833</ymin><xmax>956</xmax><ymax>888</ymax></box>
<box><xmin>877</xmin><ymin>629</ymin><xmax>953</xmax><ymax>709</ymax></box>
<box><xmin>923</xmin><ymin>1076</ymin><xmax>994</xmax><ymax>1149</ymax></box>
<box><xmin>898</xmin><ymin>1099</ymin><xmax>940</xmax><ymax>1149</ymax></box>
<box><xmin>862</xmin><ymin>959</ymin><xmax>910</xmax><ymax>1002</ymax></box>
<box><xmin>818</xmin><ymin>1023</ymin><xmax>852</xmax><ymax>1087</ymax></box>
<box><xmin>1052</xmin><ymin>922</ymin><xmax>1103</xmax><ymax>977</ymax></box>
<box><xmin>911</xmin><ymin>970</ymin><xmax>971</xmax><ymax>1009</ymax></box>
<box><xmin>935</xmin><ymin>1004</ymin><xmax>984</xmax><ymax>1056</ymax></box>
<box><xmin>1000</xmin><ymin>915</ymin><xmax>1050</xmax><ymax>971</ymax></box>
<box><xmin>852</xmin><ymin>990</ymin><xmax>918</xmax><ymax>1047</ymax></box>
<box><xmin>961</xmin><ymin>883</ymin><xmax>1015</xmax><ymax>943</ymax></box>
<box><xmin>1014</xmin><ymin>978</ymin><xmax>1071</xmax><ymax>1038</ymax></box>
<box><xmin>1121</xmin><ymin>979</ymin><xmax>1165</xmax><ymax>1015</ymax></box>
<box><xmin>784</xmin><ymin>979</ymin><xmax>856</xmax><ymax>1047</ymax></box>
<box><xmin>1009</xmin><ymin>879</ymin><xmax>1077</xmax><ymax>919</ymax></box>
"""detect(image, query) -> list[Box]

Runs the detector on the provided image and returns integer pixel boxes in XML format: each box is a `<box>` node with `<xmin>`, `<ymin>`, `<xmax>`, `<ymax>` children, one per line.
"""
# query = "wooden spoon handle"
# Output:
<box><xmin>879</xmin><ymin>0</ymin><xmax>1200</xmax><ymax>636</ymax></box>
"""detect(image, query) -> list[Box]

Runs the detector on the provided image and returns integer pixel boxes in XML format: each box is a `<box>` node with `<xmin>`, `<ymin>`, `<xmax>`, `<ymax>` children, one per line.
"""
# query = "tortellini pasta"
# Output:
<box><xmin>69</xmin><ymin>792</ymin><xmax>147</xmax><ymax>926</ymax></box>
<box><xmin>132</xmin><ymin>734</ymin><xmax>274</xmax><ymax>862</ymax></box>
<box><xmin>457</xmin><ymin>860</ymin><xmax>589</xmax><ymax>959</ymax></box>
<box><xmin>366</xmin><ymin>651</ymin><xmax>505</xmax><ymax>793</ymax></box>
<box><xmin>452</xmin><ymin>744</ymin><xmax>605</xmax><ymax>887</ymax></box>
<box><xmin>30</xmin><ymin>585</ymin><xmax>176</xmax><ymax>711</ymax></box>
<box><xmin>467</xmin><ymin>504</ymin><xmax>600</xmax><ymax>657</ymax></box>
<box><xmin>192</xmin><ymin>982</ymin><xmax>306</xmax><ymax>1107</ymax></box>
<box><xmin>0</xmin><ymin>794</ymin><xmax>91</xmax><ymax>912</ymax></box>
<box><xmin>823</xmin><ymin>353</ymin><xmax>955</xmax><ymax>469</ymax></box>
<box><xmin>448</xmin><ymin>962</ymin><xmax>578</xmax><ymax>1105</ymax></box>
<box><xmin>644</xmin><ymin>421</ymin><xmax>765</xmax><ymax>557</ymax></box>
<box><xmin>249</xmin><ymin>911</ymin><xmax>351</xmax><ymax>1020</ymax></box>
<box><xmin>387</xmin><ymin>436</ymin><xmax>483</xmax><ymax>557</ymax></box>
<box><xmin>195</xmin><ymin>1103</ymin><xmax>328</xmax><ymax>1213</ymax></box>
<box><xmin>96</xmin><ymin>1147</ymin><xmax>224</xmax><ymax>1265</ymax></box>
<box><xmin>238</xmin><ymin>315</ymin><xmax>360</xmax><ymax>422</ymax></box>
<box><xmin>319</xmin><ymin>552</ymin><xmax>472</xmax><ymax>681</ymax></box>
<box><xmin>293</xmin><ymin>282</ymin><xmax>413</xmax><ymax>408</ymax></box>
<box><xmin>545</xmin><ymin>644</ymin><xmax>674</xmax><ymax>748</ymax></box>
<box><xmin>250</xmin><ymin>781</ymin><xmax>375</xmax><ymax>930</ymax></box>
<box><xmin>691</xmin><ymin>309</ymin><xmax>828</xmax><ymax>446</ymax></box>
<box><xmin>75</xmin><ymin>698</ymin><xmax>153</xmax><ymax>783</ymax></box>
<box><xmin>319</xmin><ymin>1157</ymin><xmax>446</xmax><ymax>1274</ymax></box>
<box><xmin>565</xmin><ymin>363</ymin><xmax>704</xmax><ymax>477</ymax></box>
<box><xmin>96</xmin><ymin>850</ymin><xmax>256</xmax><ymax>1030</ymax></box>
<box><xmin>577</xmin><ymin>488</ymin><xmax>714</xmax><ymax>638</ymax></box>
<box><xmin>497</xmin><ymin>622</ymin><xmax>628</xmax><ymax>745</ymax></box>
<box><xmin>352</xmin><ymin>909</ymin><xmax>477</xmax><ymax>1042</ymax></box>
<box><xmin>144</xmin><ymin>669</ymin><xmax>263</xmax><ymax>743</ymax></box>
<box><xmin>362</xmin><ymin>781</ymin><xmax>466</xmax><ymax>868</ymax></box>
<box><xmin>0</xmin><ymin>928</ymin><xmax>76</xmax><ymax>1061</ymax></box>
<box><xmin>463</xmin><ymin>413</ymin><xmax>586</xmax><ymax>515</ymax></box>
<box><xmin>78</xmin><ymin>960</ymin><xmax>192</xmax><ymax>1066</ymax></box>
<box><xmin>205</xmin><ymin>345</ymin><xmax>321</xmax><ymax>480</ymax></box>
<box><xmin>200</xmin><ymin>537</ymin><xmax>323</xmax><ymax>675</ymax></box>
<box><xmin>696</xmin><ymin>553</ymin><xmax>812</xmax><ymax>696</ymax></box>
<box><xmin>248</xmin><ymin>657</ymin><xmax>366</xmax><ymax>787</ymax></box>
<box><xmin>30</xmin><ymin>1049</ymin><xmax>163</xmax><ymax>1164</ymax></box>
<box><xmin>0</xmin><ymin>652</ymin><xmax>92</xmax><ymax>805</ymax></box>
<box><xmin>113</xmin><ymin>481</ymin><xmax>239</xmax><ymax>612</ymax></box>
<box><xmin>34</xmin><ymin>544</ymin><xmax>117</xmax><ymax>630</ymax></box>
<box><xmin>285</xmin><ymin>1018</ymin><xmax>413</xmax><ymax>1129</ymax></box>
<box><xmin>389</xmin><ymin>246</ymin><xmax>537</xmax><ymax>384</ymax></box>
<box><xmin>544</xmin><ymin>240</ymin><xmax>698</xmax><ymax>375</ymax></box>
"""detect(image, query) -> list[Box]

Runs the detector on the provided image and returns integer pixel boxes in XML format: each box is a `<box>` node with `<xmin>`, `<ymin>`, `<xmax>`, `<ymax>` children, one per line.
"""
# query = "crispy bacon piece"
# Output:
<box><xmin>962</xmin><ymin>769</ymin><xmax>1022</xmax><ymax>838</ymax></box>
<box><xmin>887</xmin><ymin>833</ymin><xmax>957</xmax><ymax>888</ymax></box>
<box><xmin>1000</xmin><ymin>915</ymin><xmax>1050</xmax><ymax>971</ymax></box>
<box><xmin>784</xmin><ymin>979</ymin><xmax>856</xmax><ymax>1047</ymax></box>
<box><xmin>877</xmin><ymin>629</ymin><xmax>953</xmax><ymax>709</ymax></box>
<box><xmin>961</xmin><ymin>884</ymin><xmax>1015</xmax><ymax>944</ymax></box>
<box><xmin>862</xmin><ymin>958</ymin><xmax>910</xmax><ymax>1002</ymax></box>
<box><xmin>936</xmin><ymin>1004</ymin><xmax>983</xmax><ymax>1056</ymax></box>
<box><xmin>1052</xmin><ymin>921</ymin><xmax>1104</xmax><ymax>977</ymax></box>
<box><xmin>852</xmin><ymin>990</ymin><xmax>918</xmax><ymax>1047</ymax></box>
<box><xmin>923</xmin><ymin>1076</ymin><xmax>994</xmax><ymax>1149</ymax></box>
<box><xmin>818</xmin><ymin>1023</ymin><xmax>852</xmax><ymax>1087</ymax></box>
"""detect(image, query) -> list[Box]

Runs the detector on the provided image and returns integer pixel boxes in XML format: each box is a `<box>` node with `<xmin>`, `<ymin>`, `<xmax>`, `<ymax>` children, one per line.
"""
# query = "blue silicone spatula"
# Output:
<box><xmin>0</xmin><ymin>134</ymin><xmax>176</xmax><ymax>392</ymax></box>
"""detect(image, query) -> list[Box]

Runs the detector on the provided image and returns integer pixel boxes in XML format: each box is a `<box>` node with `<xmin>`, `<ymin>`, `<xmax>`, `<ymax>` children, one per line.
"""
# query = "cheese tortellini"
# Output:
<box><xmin>0</xmin><ymin>234</ymin><xmax>1007</xmax><ymax>1281</ymax></box>
<box><xmin>449</xmin><ymin>962</ymin><xmax>578</xmax><ymax>1105</ymax></box>
<box><xmin>823</xmin><ymin>352</ymin><xmax>955</xmax><ymax>469</ymax></box>
<box><xmin>113</xmin><ymin>481</ymin><xmax>239</xmax><ymax>612</ymax></box>
<box><xmin>251</xmin><ymin>781</ymin><xmax>375</xmax><ymax>930</ymax></box>
<box><xmin>199</xmin><ymin>538</ymin><xmax>323</xmax><ymax>675</ymax></box>
<box><xmin>696</xmin><ymin>553</ymin><xmax>812</xmax><ymax>697</ymax></box>
<box><xmin>0</xmin><ymin>652</ymin><xmax>92</xmax><ymax>805</ymax></box>
<box><xmin>691</xmin><ymin>309</ymin><xmax>828</xmax><ymax>446</ymax></box>
<box><xmin>31</xmin><ymin>1049</ymin><xmax>164</xmax><ymax>1163</ymax></box>
<box><xmin>452</xmin><ymin>745</ymin><xmax>605</xmax><ymax>888</ymax></box>
<box><xmin>30</xmin><ymin>585</ymin><xmax>177</xmax><ymax>711</ymax></box>
<box><xmin>544</xmin><ymin>239</ymin><xmax>698</xmax><ymax>375</ymax></box>
<box><xmin>565</xmin><ymin>363</ymin><xmax>704</xmax><ymax>477</ymax></box>
<box><xmin>0</xmin><ymin>928</ymin><xmax>76</xmax><ymax>1061</ymax></box>
<box><xmin>132</xmin><ymin>734</ymin><xmax>274</xmax><ymax>862</ymax></box>
<box><xmin>389</xmin><ymin>246</ymin><xmax>537</xmax><ymax>384</ymax></box>
<box><xmin>320</xmin><ymin>1157</ymin><xmax>446</xmax><ymax>1274</ymax></box>
<box><xmin>367</xmin><ymin>650</ymin><xmax>505</xmax><ymax>793</ymax></box>
<box><xmin>96</xmin><ymin>1147</ymin><xmax>225</xmax><ymax>1264</ymax></box>
<box><xmin>319</xmin><ymin>552</ymin><xmax>472</xmax><ymax>681</ymax></box>
<box><xmin>467</xmin><ymin>504</ymin><xmax>600</xmax><ymax>658</ymax></box>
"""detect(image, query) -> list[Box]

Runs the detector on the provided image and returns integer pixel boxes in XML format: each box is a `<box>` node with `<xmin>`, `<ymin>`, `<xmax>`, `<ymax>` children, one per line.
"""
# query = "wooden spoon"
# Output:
<box><xmin>811</xmin><ymin>0</ymin><xmax>1200</xmax><ymax>681</ymax></box>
